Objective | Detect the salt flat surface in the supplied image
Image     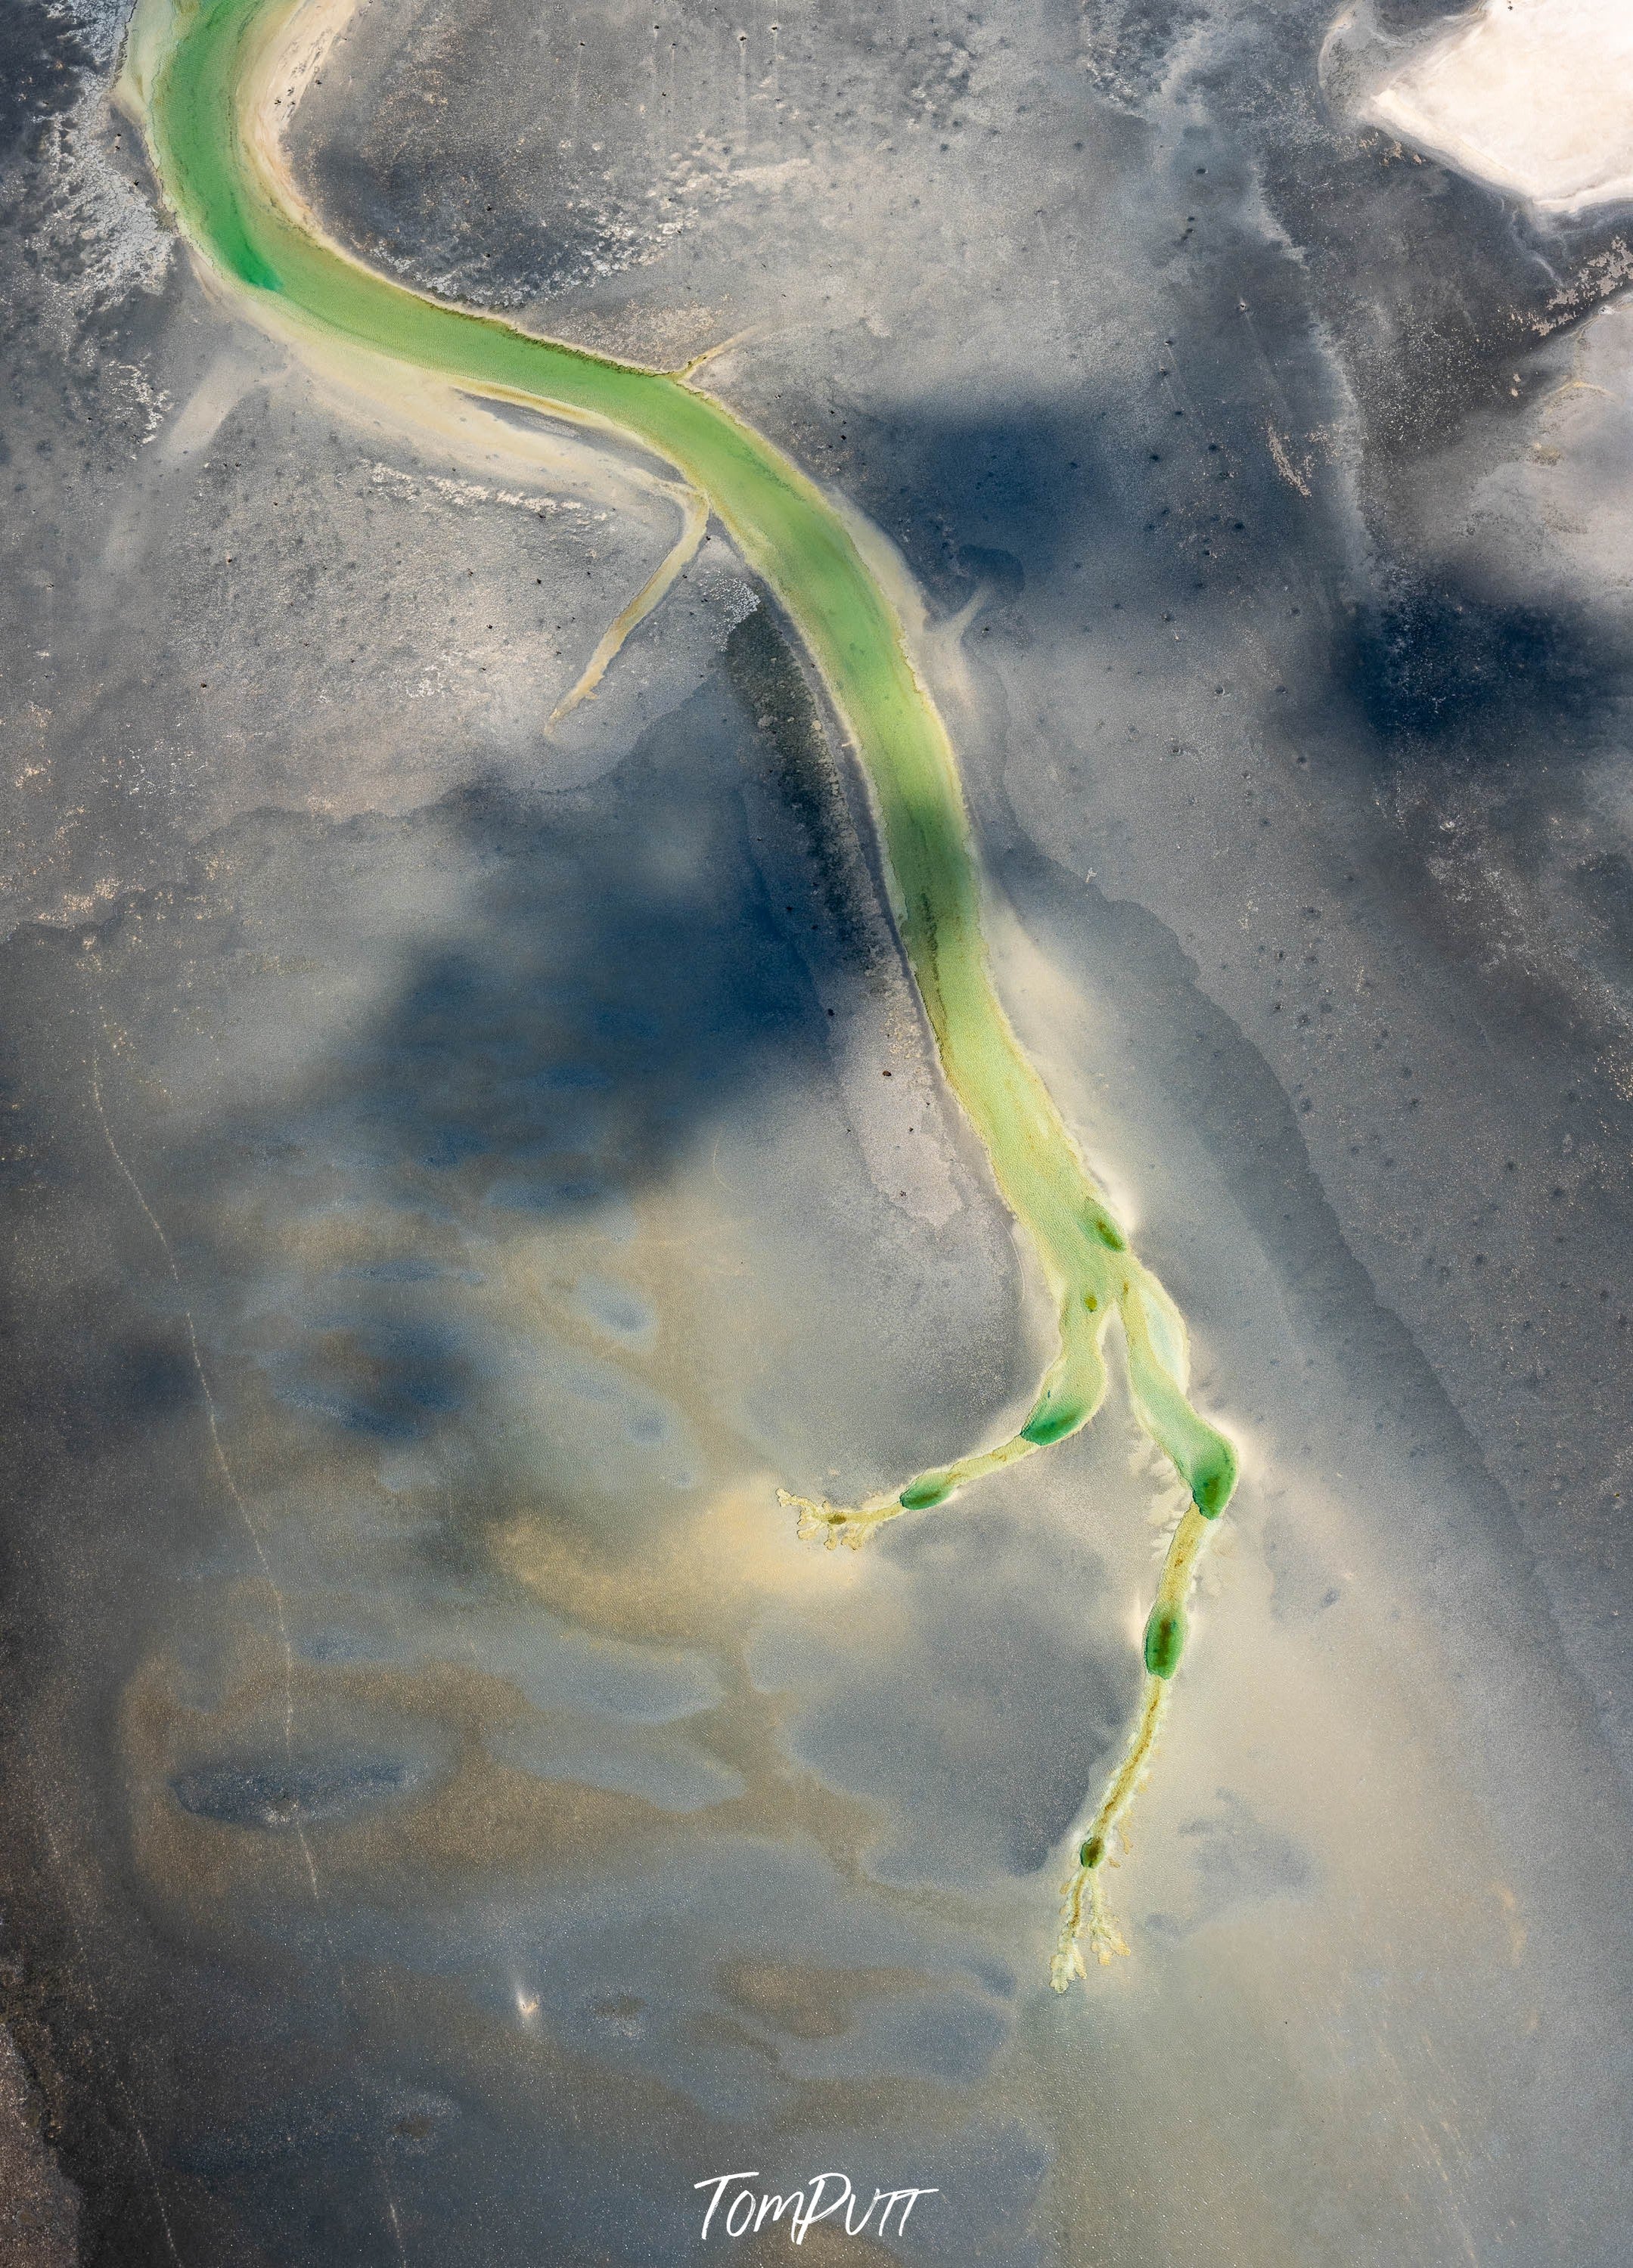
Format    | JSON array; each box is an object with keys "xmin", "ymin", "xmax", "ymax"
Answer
[{"xmin": 1361, "ymin": 0, "xmax": 1633, "ymax": 214}]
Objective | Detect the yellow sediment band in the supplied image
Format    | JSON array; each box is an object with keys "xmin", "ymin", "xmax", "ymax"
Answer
[{"xmin": 549, "ymin": 482, "xmax": 710, "ymax": 724}]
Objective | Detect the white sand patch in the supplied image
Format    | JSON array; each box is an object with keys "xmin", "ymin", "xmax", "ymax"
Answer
[{"xmin": 1349, "ymin": 0, "xmax": 1633, "ymax": 216}]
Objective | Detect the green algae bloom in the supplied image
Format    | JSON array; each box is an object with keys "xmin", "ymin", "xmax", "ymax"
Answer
[{"xmin": 1144, "ymin": 1606, "xmax": 1187, "ymax": 1680}]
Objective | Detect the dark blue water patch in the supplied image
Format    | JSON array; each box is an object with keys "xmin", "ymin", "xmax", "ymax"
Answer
[
  {"xmin": 260, "ymin": 1317, "xmax": 470, "ymax": 1439},
  {"xmin": 421, "ymin": 1122, "xmax": 490, "ymax": 1168},
  {"xmin": 330, "ymin": 1260, "xmax": 487, "ymax": 1285},
  {"xmin": 304, "ymin": 1624, "xmax": 392, "ymax": 1664},
  {"xmin": 483, "ymin": 1172, "xmax": 612, "ymax": 1214},
  {"xmin": 170, "ymin": 1754, "xmax": 431, "ymax": 1830},
  {"xmin": 51, "ymin": 1331, "xmax": 203, "ymax": 1460},
  {"xmin": 588, "ymin": 1004, "xmax": 663, "ymax": 1047},
  {"xmin": 527, "ymin": 1063, "xmax": 613, "ymax": 1092},
  {"xmin": 174, "ymin": 2081, "xmax": 464, "ymax": 2179},
  {"xmin": 503, "ymin": 1119, "xmax": 606, "ymax": 1162},
  {"xmin": 106, "ymin": 1337, "xmax": 197, "ymax": 1420},
  {"xmin": 572, "ymin": 1275, "xmax": 655, "ymax": 1346},
  {"xmin": 1346, "ymin": 572, "xmax": 1621, "ymax": 765},
  {"xmin": 398, "ymin": 955, "xmax": 486, "ymax": 1024}
]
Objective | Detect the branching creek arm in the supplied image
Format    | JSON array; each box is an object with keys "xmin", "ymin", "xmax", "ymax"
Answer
[{"xmin": 120, "ymin": 0, "xmax": 1242, "ymax": 1981}]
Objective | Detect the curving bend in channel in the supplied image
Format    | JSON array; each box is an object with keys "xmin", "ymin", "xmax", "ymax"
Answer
[{"xmin": 120, "ymin": 0, "xmax": 1240, "ymax": 1982}]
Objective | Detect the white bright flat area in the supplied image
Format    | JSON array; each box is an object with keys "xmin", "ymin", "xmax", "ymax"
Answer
[{"xmin": 1361, "ymin": 0, "xmax": 1633, "ymax": 216}]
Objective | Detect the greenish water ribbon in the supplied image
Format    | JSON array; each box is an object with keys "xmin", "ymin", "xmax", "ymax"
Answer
[{"xmin": 123, "ymin": 0, "xmax": 1239, "ymax": 1979}]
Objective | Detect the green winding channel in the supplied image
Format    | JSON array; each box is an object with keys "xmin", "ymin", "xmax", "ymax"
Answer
[{"xmin": 123, "ymin": 0, "xmax": 1239, "ymax": 1978}]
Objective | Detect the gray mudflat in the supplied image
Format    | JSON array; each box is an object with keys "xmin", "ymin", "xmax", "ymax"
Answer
[{"xmin": 2, "ymin": 3, "xmax": 1631, "ymax": 2263}]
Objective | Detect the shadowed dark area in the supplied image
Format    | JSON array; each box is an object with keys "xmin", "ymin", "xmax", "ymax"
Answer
[{"xmin": 1348, "ymin": 573, "xmax": 1626, "ymax": 756}]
